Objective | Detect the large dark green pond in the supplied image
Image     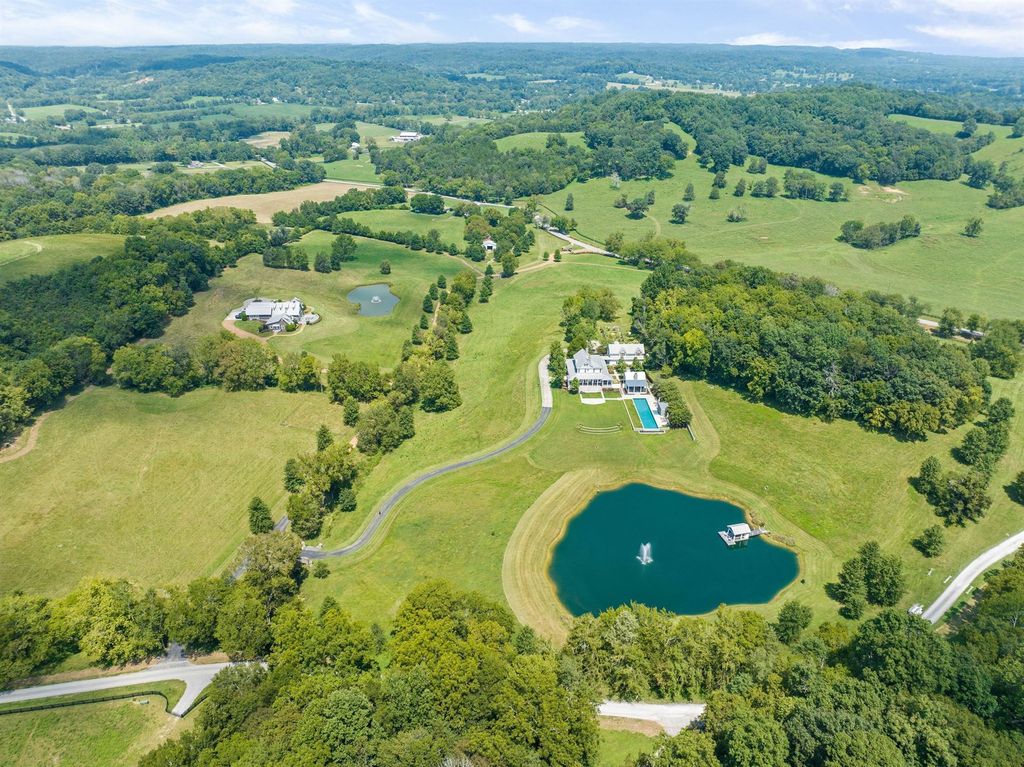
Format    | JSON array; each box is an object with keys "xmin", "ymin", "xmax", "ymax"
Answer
[{"xmin": 549, "ymin": 484, "xmax": 798, "ymax": 616}]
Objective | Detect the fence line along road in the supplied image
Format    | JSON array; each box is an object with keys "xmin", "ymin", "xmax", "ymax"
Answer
[
  {"xmin": 297, "ymin": 355, "xmax": 553, "ymax": 560},
  {"xmin": 0, "ymin": 657, "xmax": 232, "ymax": 717}
]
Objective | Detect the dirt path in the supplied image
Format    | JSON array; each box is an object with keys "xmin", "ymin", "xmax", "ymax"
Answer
[{"xmin": 0, "ymin": 387, "xmax": 91, "ymax": 465}]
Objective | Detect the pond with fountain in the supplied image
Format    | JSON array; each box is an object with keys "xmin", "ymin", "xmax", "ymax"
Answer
[
  {"xmin": 346, "ymin": 283, "xmax": 399, "ymax": 316},
  {"xmin": 548, "ymin": 483, "xmax": 798, "ymax": 616}
]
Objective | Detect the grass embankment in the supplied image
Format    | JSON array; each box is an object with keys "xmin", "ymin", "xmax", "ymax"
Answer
[
  {"xmin": 0, "ymin": 387, "xmax": 338, "ymax": 594},
  {"xmin": 0, "ymin": 689, "xmax": 191, "ymax": 767},
  {"xmin": 597, "ymin": 727, "xmax": 657, "ymax": 766},
  {"xmin": 0, "ymin": 234, "xmax": 124, "ymax": 284},
  {"xmin": 529, "ymin": 123, "xmax": 1024, "ymax": 319}
]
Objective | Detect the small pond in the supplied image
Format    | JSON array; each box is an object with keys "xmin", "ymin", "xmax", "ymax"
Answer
[
  {"xmin": 347, "ymin": 283, "xmax": 399, "ymax": 316},
  {"xmin": 549, "ymin": 483, "xmax": 798, "ymax": 616}
]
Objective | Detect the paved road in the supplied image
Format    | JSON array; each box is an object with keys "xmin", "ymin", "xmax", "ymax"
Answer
[
  {"xmin": 299, "ymin": 356, "xmax": 553, "ymax": 560},
  {"xmin": 545, "ymin": 228, "xmax": 614, "ymax": 256},
  {"xmin": 0, "ymin": 656, "xmax": 232, "ymax": 717},
  {"xmin": 598, "ymin": 701, "xmax": 706, "ymax": 735},
  {"xmin": 922, "ymin": 530, "xmax": 1024, "ymax": 623}
]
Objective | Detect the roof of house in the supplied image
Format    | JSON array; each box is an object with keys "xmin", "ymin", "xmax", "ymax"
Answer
[
  {"xmin": 624, "ymin": 370, "xmax": 647, "ymax": 381},
  {"xmin": 567, "ymin": 349, "xmax": 610, "ymax": 378},
  {"xmin": 244, "ymin": 297, "xmax": 302, "ymax": 320},
  {"xmin": 727, "ymin": 523, "xmax": 752, "ymax": 536},
  {"xmin": 482, "ymin": 236, "xmax": 497, "ymax": 245},
  {"xmin": 607, "ymin": 342, "xmax": 646, "ymax": 357}
]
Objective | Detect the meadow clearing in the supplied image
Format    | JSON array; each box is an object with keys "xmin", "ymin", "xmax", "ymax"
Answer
[
  {"xmin": 0, "ymin": 234, "xmax": 124, "ymax": 284},
  {"xmin": 533, "ymin": 120, "xmax": 1024, "ymax": 319}
]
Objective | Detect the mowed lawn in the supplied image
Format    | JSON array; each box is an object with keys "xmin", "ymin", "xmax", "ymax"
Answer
[
  {"xmin": 0, "ymin": 696, "xmax": 191, "ymax": 767},
  {"xmin": 534, "ymin": 127, "xmax": 1024, "ymax": 319},
  {"xmin": 159, "ymin": 235, "xmax": 469, "ymax": 368},
  {"xmin": 0, "ymin": 234, "xmax": 124, "ymax": 284},
  {"xmin": 0, "ymin": 386, "xmax": 340, "ymax": 594},
  {"xmin": 302, "ymin": 253, "xmax": 1024, "ymax": 636}
]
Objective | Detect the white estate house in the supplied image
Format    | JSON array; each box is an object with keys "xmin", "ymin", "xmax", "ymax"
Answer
[
  {"xmin": 241, "ymin": 297, "xmax": 304, "ymax": 332},
  {"xmin": 390, "ymin": 131, "xmax": 423, "ymax": 143},
  {"xmin": 482, "ymin": 236, "xmax": 497, "ymax": 253},
  {"xmin": 566, "ymin": 349, "xmax": 614, "ymax": 388},
  {"xmin": 605, "ymin": 342, "xmax": 645, "ymax": 366}
]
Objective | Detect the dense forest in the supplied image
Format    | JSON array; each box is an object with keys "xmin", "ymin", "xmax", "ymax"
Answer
[
  {"xmin": 626, "ymin": 238, "xmax": 1008, "ymax": 438},
  {"xmin": 4, "ymin": 547, "xmax": 1024, "ymax": 767}
]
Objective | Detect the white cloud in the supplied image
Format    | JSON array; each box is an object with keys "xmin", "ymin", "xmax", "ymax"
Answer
[
  {"xmin": 548, "ymin": 15, "xmax": 600, "ymax": 31},
  {"xmin": 493, "ymin": 13, "xmax": 540, "ymax": 34},
  {"xmin": 915, "ymin": 22, "xmax": 1024, "ymax": 50},
  {"xmin": 730, "ymin": 32, "xmax": 911, "ymax": 48},
  {"xmin": 350, "ymin": 1, "xmax": 443, "ymax": 43}
]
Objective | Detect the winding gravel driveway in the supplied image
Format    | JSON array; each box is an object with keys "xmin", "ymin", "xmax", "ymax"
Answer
[{"xmin": 298, "ymin": 356, "xmax": 553, "ymax": 559}]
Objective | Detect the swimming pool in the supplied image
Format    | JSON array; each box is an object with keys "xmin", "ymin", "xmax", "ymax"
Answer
[{"xmin": 633, "ymin": 397, "xmax": 659, "ymax": 430}]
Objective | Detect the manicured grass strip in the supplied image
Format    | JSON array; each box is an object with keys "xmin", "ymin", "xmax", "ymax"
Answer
[{"xmin": 0, "ymin": 680, "xmax": 186, "ymax": 715}]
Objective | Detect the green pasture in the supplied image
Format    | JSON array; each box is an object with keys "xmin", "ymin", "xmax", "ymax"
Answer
[
  {"xmin": 533, "ymin": 141, "xmax": 1024, "ymax": 319},
  {"xmin": 300, "ymin": 253, "xmax": 1024, "ymax": 631},
  {"xmin": 343, "ymin": 208, "xmax": 468, "ymax": 244},
  {"xmin": 19, "ymin": 103, "xmax": 101, "ymax": 120},
  {"xmin": 323, "ymin": 156, "xmax": 382, "ymax": 184},
  {"xmin": 159, "ymin": 235, "xmax": 468, "ymax": 368},
  {"xmin": 0, "ymin": 386, "xmax": 340, "ymax": 594},
  {"xmin": 495, "ymin": 131, "xmax": 586, "ymax": 151},
  {"xmin": 0, "ymin": 234, "xmax": 124, "ymax": 285},
  {"xmin": 0, "ymin": 692, "xmax": 191, "ymax": 767},
  {"xmin": 230, "ymin": 102, "xmax": 317, "ymax": 119}
]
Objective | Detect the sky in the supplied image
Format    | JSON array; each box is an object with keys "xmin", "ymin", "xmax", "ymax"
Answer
[{"xmin": 0, "ymin": 0, "xmax": 1022, "ymax": 57}]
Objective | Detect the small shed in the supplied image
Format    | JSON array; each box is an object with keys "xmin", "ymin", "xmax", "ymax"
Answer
[
  {"xmin": 726, "ymin": 523, "xmax": 752, "ymax": 541},
  {"xmin": 482, "ymin": 237, "xmax": 497, "ymax": 253}
]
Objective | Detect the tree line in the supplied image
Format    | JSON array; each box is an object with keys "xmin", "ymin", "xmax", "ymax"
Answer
[{"xmin": 627, "ymin": 238, "xmax": 991, "ymax": 439}]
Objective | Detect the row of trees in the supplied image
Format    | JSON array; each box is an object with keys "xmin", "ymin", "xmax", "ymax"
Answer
[
  {"xmin": 112, "ymin": 332, "xmax": 284, "ymax": 395},
  {"xmin": 629, "ymin": 239, "xmax": 988, "ymax": 438},
  {"xmin": 914, "ymin": 396, "xmax": 1016, "ymax": 528}
]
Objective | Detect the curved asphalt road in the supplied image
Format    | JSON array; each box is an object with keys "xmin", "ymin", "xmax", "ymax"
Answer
[
  {"xmin": 922, "ymin": 530, "xmax": 1024, "ymax": 623},
  {"xmin": 297, "ymin": 356, "xmax": 553, "ymax": 560}
]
